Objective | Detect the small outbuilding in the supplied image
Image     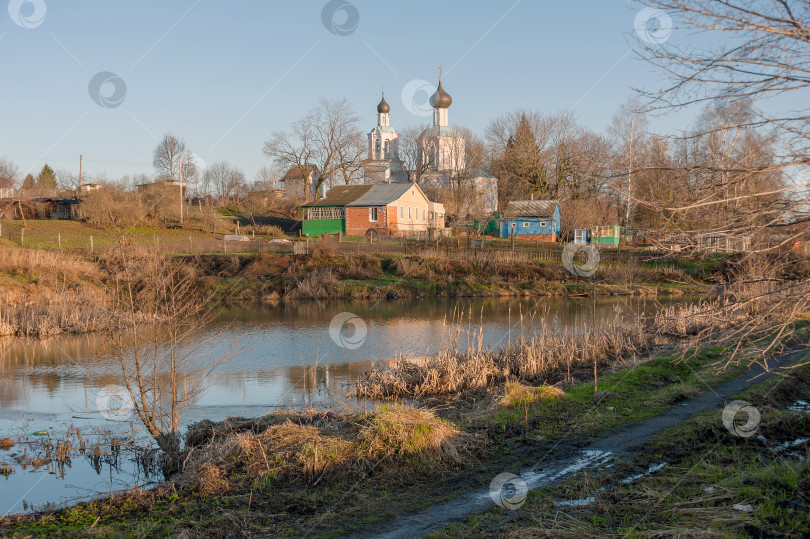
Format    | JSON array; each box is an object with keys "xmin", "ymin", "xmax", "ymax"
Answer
[
  {"xmin": 591, "ymin": 225, "xmax": 622, "ymax": 247},
  {"xmin": 499, "ymin": 200, "xmax": 561, "ymax": 242}
]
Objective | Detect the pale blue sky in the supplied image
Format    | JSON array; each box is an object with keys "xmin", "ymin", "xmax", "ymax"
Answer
[{"xmin": 0, "ymin": 1, "xmax": 698, "ymax": 181}]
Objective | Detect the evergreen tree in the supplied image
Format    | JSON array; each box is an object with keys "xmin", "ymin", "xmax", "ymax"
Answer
[{"xmin": 37, "ymin": 164, "xmax": 57, "ymax": 190}]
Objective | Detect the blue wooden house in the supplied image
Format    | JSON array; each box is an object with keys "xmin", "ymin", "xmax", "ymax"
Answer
[{"xmin": 499, "ymin": 200, "xmax": 561, "ymax": 241}]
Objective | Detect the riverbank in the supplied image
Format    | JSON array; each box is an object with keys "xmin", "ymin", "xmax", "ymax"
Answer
[
  {"xmin": 0, "ymin": 242, "xmax": 719, "ymax": 337},
  {"xmin": 2, "ymin": 323, "xmax": 807, "ymax": 537}
]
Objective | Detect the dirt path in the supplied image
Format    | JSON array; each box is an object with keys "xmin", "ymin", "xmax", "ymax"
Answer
[{"xmin": 351, "ymin": 345, "xmax": 809, "ymax": 539}]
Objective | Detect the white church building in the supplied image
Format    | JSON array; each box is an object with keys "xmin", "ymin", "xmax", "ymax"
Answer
[{"xmin": 361, "ymin": 75, "xmax": 498, "ymax": 216}]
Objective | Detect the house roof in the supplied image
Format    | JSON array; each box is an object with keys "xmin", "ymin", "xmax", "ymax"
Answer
[
  {"xmin": 419, "ymin": 125, "xmax": 464, "ymax": 139},
  {"xmin": 301, "ymin": 185, "xmax": 372, "ymax": 207},
  {"xmin": 347, "ymin": 183, "xmax": 419, "ymax": 206},
  {"xmin": 281, "ymin": 165, "xmax": 317, "ymax": 183},
  {"xmin": 303, "ymin": 182, "xmax": 428, "ymax": 208},
  {"xmin": 504, "ymin": 200, "xmax": 559, "ymax": 218}
]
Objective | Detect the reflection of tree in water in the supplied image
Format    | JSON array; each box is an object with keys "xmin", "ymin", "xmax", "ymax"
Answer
[
  {"xmin": 284, "ymin": 360, "xmax": 387, "ymax": 405},
  {"xmin": 212, "ymin": 296, "xmax": 673, "ymax": 332},
  {"xmin": 0, "ymin": 334, "xmax": 116, "ymax": 407},
  {"xmin": 0, "ymin": 297, "xmax": 691, "ymax": 409}
]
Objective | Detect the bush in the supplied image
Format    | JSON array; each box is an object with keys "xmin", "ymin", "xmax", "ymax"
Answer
[{"xmin": 78, "ymin": 186, "xmax": 146, "ymax": 230}]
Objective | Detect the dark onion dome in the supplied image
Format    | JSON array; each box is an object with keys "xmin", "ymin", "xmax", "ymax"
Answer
[
  {"xmin": 377, "ymin": 93, "xmax": 390, "ymax": 114},
  {"xmin": 429, "ymin": 79, "xmax": 452, "ymax": 109}
]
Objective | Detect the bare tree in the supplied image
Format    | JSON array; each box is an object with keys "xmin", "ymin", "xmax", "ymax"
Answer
[
  {"xmin": 0, "ymin": 159, "xmax": 19, "ymax": 190},
  {"xmin": 634, "ymin": 0, "xmax": 810, "ymax": 362},
  {"xmin": 254, "ymin": 166, "xmax": 282, "ymax": 191},
  {"xmin": 609, "ymin": 97, "xmax": 648, "ymax": 227},
  {"xmin": 204, "ymin": 161, "xmax": 246, "ymax": 200},
  {"xmin": 263, "ymin": 98, "xmax": 363, "ymax": 199},
  {"xmin": 153, "ymin": 132, "xmax": 188, "ymax": 182},
  {"xmin": 398, "ymin": 125, "xmax": 433, "ymax": 184}
]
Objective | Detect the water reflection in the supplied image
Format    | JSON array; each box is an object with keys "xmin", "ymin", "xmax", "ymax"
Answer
[{"xmin": 0, "ymin": 296, "xmax": 686, "ymax": 413}]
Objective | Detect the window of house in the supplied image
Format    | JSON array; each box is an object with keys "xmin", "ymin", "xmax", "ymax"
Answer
[
  {"xmin": 539, "ymin": 221, "xmax": 547, "ymax": 227},
  {"xmin": 408, "ymin": 206, "xmax": 412, "ymax": 220},
  {"xmin": 511, "ymin": 222, "xmax": 516, "ymax": 228},
  {"xmin": 400, "ymin": 206, "xmax": 404, "ymax": 219},
  {"xmin": 522, "ymin": 222, "xmax": 530, "ymax": 228},
  {"xmin": 369, "ymin": 207, "xmax": 378, "ymax": 222}
]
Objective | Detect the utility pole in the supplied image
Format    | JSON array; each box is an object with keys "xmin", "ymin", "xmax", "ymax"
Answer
[
  {"xmin": 179, "ymin": 155, "xmax": 184, "ymax": 226},
  {"xmin": 78, "ymin": 154, "xmax": 82, "ymax": 195}
]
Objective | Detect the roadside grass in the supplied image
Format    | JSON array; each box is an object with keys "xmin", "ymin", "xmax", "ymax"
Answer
[
  {"xmin": 430, "ymin": 355, "xmax": 810, "ymax": 538},
  {"xmin": 473, "ymin": 346, "xmax": 743, "ymax": 444}
]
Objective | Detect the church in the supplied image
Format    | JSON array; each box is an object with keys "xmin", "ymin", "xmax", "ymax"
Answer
[{"xmin": 361, "ymin": 74, "xmax": 498, "ymax": 217}]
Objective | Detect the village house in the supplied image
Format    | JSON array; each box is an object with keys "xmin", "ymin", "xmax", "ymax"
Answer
[
  {"xmin": 280, "ymin": 165, "xmax": 322, "ymax": 202},
  {"xmin": 499, "ymin": 200, "xmax": 561, "ymax": 242},
  {"xmin": 301, "ymin": 182, "xmax": 445, "ymax": 237}
]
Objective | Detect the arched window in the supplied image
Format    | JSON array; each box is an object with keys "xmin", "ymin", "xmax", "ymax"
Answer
[{"xmin": 384, "ymin": 140, "xmax": 389, "ymax": 157}]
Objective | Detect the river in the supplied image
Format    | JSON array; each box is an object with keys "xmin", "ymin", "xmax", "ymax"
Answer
[{"xmin": 0, "ymin": 296, "xmax": 691, "ymax": 514}]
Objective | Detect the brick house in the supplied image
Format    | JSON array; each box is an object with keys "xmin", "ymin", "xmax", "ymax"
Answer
[{"xmin": 301, "ymin": 183, "xmax": 445, "ymax": 237}]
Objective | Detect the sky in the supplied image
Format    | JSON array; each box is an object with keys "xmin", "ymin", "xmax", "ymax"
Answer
[{"xmin": 0, "ymin": 0, "xmax": 707, "ymax": 182}]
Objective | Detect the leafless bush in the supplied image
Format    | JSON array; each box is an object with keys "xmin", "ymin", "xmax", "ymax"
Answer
[
  {"xmin": 245, "ymin": 224, "xmax": 285, "ymax": 237},
  {"xmin": 110, "ymin": 249, "xmax": 235, "ymax": 457},
  {"xmin": 652, "ymin": 257, "xmax": 810, "ymax": 367},
  {"xmin": 78, "ymin": 186, "xmax": 146, "ymax": 231}
]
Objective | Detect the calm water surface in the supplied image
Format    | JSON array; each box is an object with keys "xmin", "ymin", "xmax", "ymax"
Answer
[{"xmin": 0, "ymin": 296, "xmax": 691, "ymax": 513}]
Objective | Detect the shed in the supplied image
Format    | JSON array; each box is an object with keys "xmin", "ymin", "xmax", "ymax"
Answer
[
  {"xmin": 499, "ymin": 200, "xmax": 561, "ymax": 242},
  {"xmin": 592, "ymin": 225, "xmax": 622, "ymax": 247}
]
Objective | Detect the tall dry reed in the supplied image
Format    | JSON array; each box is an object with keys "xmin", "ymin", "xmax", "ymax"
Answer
[{"xmin": 356, "ymin": 317, "xmax": 649, "ymax": 399}]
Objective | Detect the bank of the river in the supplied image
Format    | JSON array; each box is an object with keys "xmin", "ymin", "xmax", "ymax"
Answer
[
  {"xmin": 0, "ymin": 244, "xmax": 719, "ymax": 337},
  {"xmin": 2, "ymin": 323, "xmax": 807, "ymax": 537}
]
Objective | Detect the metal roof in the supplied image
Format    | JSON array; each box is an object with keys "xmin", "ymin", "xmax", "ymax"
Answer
[
  {"xmin": 301, "ymin": 185, "xmax": 372, "ymax": 207},
  {"xmin": 504, "ymin": 200, "xmax": 559, "ymax": 218},
  {"xmin": 419, "ymin": 126, "xmax": 464, "ymax": 139},
  {"xmin": 348, "ymin": 183, "xmax": 419, "ymax": 206}
]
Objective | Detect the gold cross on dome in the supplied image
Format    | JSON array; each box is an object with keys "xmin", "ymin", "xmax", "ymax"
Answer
[{"xmin": 438, "ymin": 65, "xmax": 443, "ymax": 80}]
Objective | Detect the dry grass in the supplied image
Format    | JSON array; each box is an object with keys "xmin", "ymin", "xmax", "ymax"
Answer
[
  {"xmin": 357, "ymin": 319, "xmax": 649, "ymax": 399},
  {"xmin": 245, "ymin": 224, "xmax": 285, "ymax": 237},
  {"xmin": 0, "ymin": 438, "xmax": 14, "ymax": 450},
  {"xmin": 500, "ymin": 382, "xmax": 566, "ymax": 408},
  {"xmin": 174, "ymin": 405, "xmax": 468, "ymax": 496}
]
